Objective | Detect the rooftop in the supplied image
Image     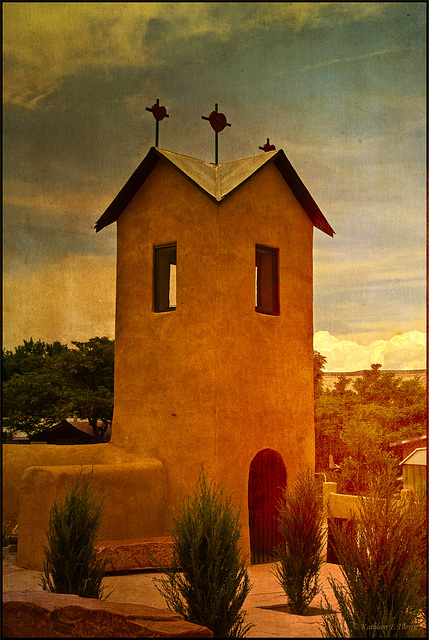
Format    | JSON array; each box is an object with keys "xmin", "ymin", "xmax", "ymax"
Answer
[{"xmin": 95, "ymin": 146, "xmax": 335, "ymax": 237}]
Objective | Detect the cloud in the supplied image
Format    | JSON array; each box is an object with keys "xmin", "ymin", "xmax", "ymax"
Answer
[
  {"xmin": 299, "ymin": 47, "xmax": 405, "ymax": 70},
  {"xmin": 246, "ymin": 2, "xmax": 389, "ymax": 32},
  {"xmin": 3, "ymin": 177, "xmax": 115, "ymax": 218},
  {"xmin": 3, "ymin": 2, "xmax": 391, "ymax": 109},
  {"xmin": 3, "ymin": 3, "xmax": 166, "ymax": 108},
  {"xmin": 313, "ymin": 248, "xmax": 426, "ymax": 307},
  {"xmin": 314, "ymin": 330, "xmax": 426, "ymax": 372}
]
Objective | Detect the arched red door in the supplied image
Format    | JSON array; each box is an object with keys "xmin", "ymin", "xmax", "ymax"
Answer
[{"xmin": 248, "ymin": 449, "xmax": 287, "ymax": 564}]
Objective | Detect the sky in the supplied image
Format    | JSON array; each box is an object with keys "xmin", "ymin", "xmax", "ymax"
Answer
[{"xmin": 3, "ymin": 2, "xmax": 427, "ymax": 371}]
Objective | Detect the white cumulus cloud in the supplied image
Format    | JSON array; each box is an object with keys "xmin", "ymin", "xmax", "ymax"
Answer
[{"xmin": 314, "ymin": 330, "xmax": 426, "ymax": 372}]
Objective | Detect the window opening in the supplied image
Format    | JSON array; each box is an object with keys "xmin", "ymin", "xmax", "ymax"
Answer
[
  {"xmin": 154, "ymin": 244, "xmax": 176, "ymax": 312},
  {"xmin": 255, "ymin": 245, "xmax": 279, "ymax": 315}
]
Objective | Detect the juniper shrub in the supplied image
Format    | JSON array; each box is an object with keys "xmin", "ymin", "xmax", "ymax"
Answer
[
  {"xmin": 153, "ymin": 468, "xmax": 253, "ymax": 638},
  {"xmin": 320, "ymin": 468, "xmax": 426, "ymax": 638},
  {"xmin": 272, "ymin": 468, "xmax": 326, "ymax": 615},
  {"xmin": 41, "ymin": 469, "xmax": 111, "ymax": 600}
]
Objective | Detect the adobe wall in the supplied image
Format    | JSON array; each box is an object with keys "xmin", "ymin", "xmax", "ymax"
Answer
[
  {"xmin": 2, "ymin": 442, "xmax": 132, "ymax": 527},
  {"xmin": 17, "ymin": 461, "xmax": 167, "ymax": 570},
  {"xmin": 321, "ymin": 481, "xmax": 419, "ymax": 561},
  {"xmin": 2, "ymin": 444, "xmax": 168, "ymax": 570}
]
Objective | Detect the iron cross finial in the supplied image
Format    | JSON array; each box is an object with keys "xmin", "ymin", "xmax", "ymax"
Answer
[
  {"xmin": 202, "ymin": 103, "xmax": 231, "ymax": 164},
  {"xmin": 146, "ymin": 98, "xmax": 169, "ymax": 147}
]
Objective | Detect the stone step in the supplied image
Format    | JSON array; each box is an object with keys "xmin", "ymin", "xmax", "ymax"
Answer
[
  {"xmin": 96, "ymin": 536, "xmax": 175, "ymax": 572},
  {"xmin": 2, "ymin": 590, "xmax": 213, "ymax": 637}
]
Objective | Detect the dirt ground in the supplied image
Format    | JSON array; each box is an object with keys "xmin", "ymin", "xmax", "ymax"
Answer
[{"xmin": 3, "ymin": 550, "xmax": 426, "ymax": 638}]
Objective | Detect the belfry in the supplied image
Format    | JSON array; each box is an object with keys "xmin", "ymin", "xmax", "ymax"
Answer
[{"xmin": 3, "ymin": 134, "xmax": 334, "ymax": 569}]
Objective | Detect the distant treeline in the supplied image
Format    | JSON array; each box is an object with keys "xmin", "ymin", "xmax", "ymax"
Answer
[{"xmin": 315, "ymin": 361, "xmax": 427, "ymax": 494}]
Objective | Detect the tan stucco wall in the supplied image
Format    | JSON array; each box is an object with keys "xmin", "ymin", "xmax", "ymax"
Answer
[
  {"xmin": 2, "ymin": 443, "xmax": 169, "ymax": 570},
  {"xmin": 2, "ymin": 443, "xmax": 129, "ymax": 527},
  {"xmin": 111, "ymin": 158, "xmax": 315, "ymax": 558},
  {"xmin": 17, "ymin": 461, "xmax": 167, "ymax": 570},
  {"xmin": 321, "ymin": 482, "xmax": 423, "ymax": 560}
]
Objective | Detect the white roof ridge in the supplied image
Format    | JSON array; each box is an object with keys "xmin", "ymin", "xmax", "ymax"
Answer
[
  {"xmin": 156, "ymin": 148, "xmax": 212, "ymax": 165},
  {"xmin": 400, "ymin": 446, "xmax": 427, "ymax": 466}
]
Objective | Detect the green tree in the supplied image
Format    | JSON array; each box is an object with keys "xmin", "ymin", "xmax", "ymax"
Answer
[
  {"xmin": 154, "ymin": 468, "xmax": 253, "ymax": 638},
  {"xmin": 332, "ymin": 375, "xmax": 354, "ymax": 397},
  {"xmin": 41, "ymin": 469, "xmax": 111, "ymax": 600},
  {"xmin": 337, "ymin": 443, "xmax": 399, "ymax": 496},
  {"xmin": 2, "ymin": 337, "xmax": 114, "ymax": 442},
  {"xmin": 315, "ymin": 388, "xmax": 356, "ymax": 471},
  {"xmin": 2, "ymin": 339, "xmax": 71, "ymax": 439},
  {"xmin": 2, "ymin": 369, "xmax": 73, "ymax": 438},
  {"xmin": 53, "ymin": 337, "xmax": 114, "ymax": 442},
  {"xmin": 2, "ymin": 338, "xmax": 69, "ymax": 383},
  {"xmin": 314, "ymin": 350, "xmax": 327, "ymax": 400},
  {"xmin": 272, "ymin": 468, "xmax": 326, "ymax": 615},
  {"xmin": 352, "ymin": 363, "xmax": 401, "ymax": 405},
  {"xmin": 315, "ymin": 364, "xmax": 427, "ymax": 491}
]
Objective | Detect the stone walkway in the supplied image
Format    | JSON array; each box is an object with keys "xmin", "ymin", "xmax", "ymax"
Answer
[{"xmin": 3, "ymin": 550, "xmax": 345, "ymax": 637}]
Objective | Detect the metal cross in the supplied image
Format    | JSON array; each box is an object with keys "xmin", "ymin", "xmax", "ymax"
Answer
[
  {"xmin": 201, "ymin": 103, "xmax": 231, "ymax": 165},
  {"xmin": 146, "ymin": 98, "xmax": 169, "ymax": 147}
]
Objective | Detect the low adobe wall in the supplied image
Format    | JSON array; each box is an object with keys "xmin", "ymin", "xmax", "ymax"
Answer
[
  {"xmin": 16, "ymin": 460, "xmax": 168, "ymax": 571},
  {"xmin": 321, "ymin": 481, "xmax": 415, "ymax": 561},
  {"xmin": 2, "ymin": 442, "xmax": 136, "ymax": 527}
]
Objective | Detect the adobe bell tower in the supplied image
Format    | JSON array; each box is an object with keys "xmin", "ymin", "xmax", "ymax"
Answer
[{"xmin": 96, "ymin": 145, "xmax": 334, "ymax": 561}]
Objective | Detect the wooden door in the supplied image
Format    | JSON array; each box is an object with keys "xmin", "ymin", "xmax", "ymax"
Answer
[{"xmin": 248, "ymin": 449, "xmax": 286, "ymax": 564}]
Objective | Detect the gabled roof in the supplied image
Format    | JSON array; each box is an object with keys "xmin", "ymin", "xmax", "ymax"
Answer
[
  {"xmin": 400, "ymin": 447, "xmax": 427, "ymax": 467},
  {"xmin": 67, "ymin": 419, "xmax": 112, "ymax": 442},
  {"xmin": 29, "ymin": 420, "xmax": 111, "ymax": 443},
  {"xmin": 95, "ymin": 147, "xmax": 335, "ymax": 237},
  {"xmin": 30, "ymin": 420, "xmax": 95, "ymax": 442}
]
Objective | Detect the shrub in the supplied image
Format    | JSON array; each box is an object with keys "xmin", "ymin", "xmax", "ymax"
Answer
[
  {"xmin": 153, "ymin": 468, "xmax": 253, "ymax": 638},
  {"xmin": 41, "ymin": 469, "xmax": 111, "ymax": 599},
  {"xmin": 272, "ymin": 468, "xmax": 326, "ymax": 615},
  {"xmin": 2, "ymin": 521, "xmax": 18, "ymax": 547},
  {"xmin": 335, "ymin": 442, "xmax": 400, "ymax": 496},
  {"xmin": 320, "ymin": 467, "xmax": 427, "ymax": 638}
]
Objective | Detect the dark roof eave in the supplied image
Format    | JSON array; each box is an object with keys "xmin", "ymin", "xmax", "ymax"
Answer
[
  {"xmin": 272, "ymin": 151, "xmax": 335, "ymax": 237},
  {"xmin": 95, "ymin": 147, "xmax": 161, "ymax": 232}
]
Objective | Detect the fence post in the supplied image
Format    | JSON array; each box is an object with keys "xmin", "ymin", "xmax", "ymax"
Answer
[{"xmin": 322, "ymin": 482, "xmax": 337, "ymax": 562}]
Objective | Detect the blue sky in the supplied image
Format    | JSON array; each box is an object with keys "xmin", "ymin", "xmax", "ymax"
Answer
[{"xmin": 3, "ymin": 2, "xmax": 426, "ymax": 370}]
